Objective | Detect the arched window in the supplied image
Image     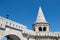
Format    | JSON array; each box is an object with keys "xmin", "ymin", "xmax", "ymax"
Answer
[
  {"xmin": 43, "ymin": 27, "xmax": 46, "ymax": 31},
  {"xmin": 39, "ymin": 27, "xmax": 42, "ymax": 31}
]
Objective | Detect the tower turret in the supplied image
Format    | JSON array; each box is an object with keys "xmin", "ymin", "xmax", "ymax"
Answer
[{"xmin": 33, "ymin": 7, "xmax": 50, "ymax": 32}]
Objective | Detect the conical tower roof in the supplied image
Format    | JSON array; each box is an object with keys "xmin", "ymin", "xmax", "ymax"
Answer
[{"xmin": 35, "ymin": 7, "xmax": 47, "ymax": 23}]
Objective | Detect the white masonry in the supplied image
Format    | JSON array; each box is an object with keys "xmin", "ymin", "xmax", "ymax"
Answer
[{"xmin": 0, "ymin": 7, "xmax": 60, "ymax": 40}]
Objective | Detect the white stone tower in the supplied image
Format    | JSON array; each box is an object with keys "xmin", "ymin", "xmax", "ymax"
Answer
[{"xmin": 33, "ymin": 7, "xmax": 50, "ymax": 32}]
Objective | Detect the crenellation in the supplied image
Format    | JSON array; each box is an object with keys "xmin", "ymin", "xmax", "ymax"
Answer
[
  {"xmin": 0, "ymin": 16, "xmax": 27, "ymax": 31},
  {"xmin": 22, "ymin": 29, "xmax": 36, "ymax": 36},
  {"xmin": 36, "ymin": 32, "xmax": 60, "ymax": 37}
]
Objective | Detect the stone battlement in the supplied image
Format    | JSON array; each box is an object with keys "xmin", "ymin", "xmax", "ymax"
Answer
[
  {"xmin": 0, "ymin": 16, "xmax": 27, "ymax": 30},
  {"xmin": 37, "ymin": 32, "xmax": 60, "ymax": 37}
]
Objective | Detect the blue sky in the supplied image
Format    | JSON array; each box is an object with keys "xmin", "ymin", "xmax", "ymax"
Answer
[{"xmin": 0, "ymin": 0, "xmax": 60, "ymax": 40}]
